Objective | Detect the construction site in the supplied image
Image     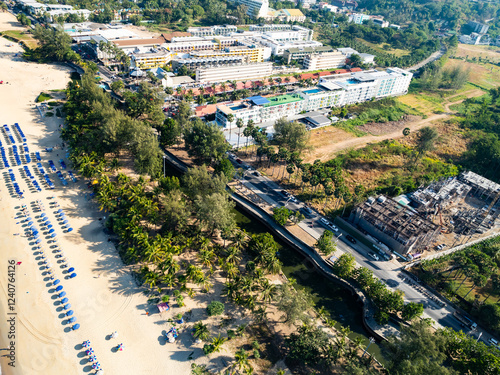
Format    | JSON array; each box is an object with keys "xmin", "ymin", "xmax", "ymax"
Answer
[{"xmin": 349, "ymin": 171, "xmax": 500, "ymax": 258}]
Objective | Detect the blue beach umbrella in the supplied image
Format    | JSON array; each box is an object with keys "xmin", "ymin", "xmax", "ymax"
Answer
[
  {"xmin": 58, "ymin": 291, "xmax": 66, "ymax": 298},
  {"xmin": 67, "ymin": 228, "xmax": 73, "ymax": 232},
  {"xmin": 51, "ymin": 233, "xmax": 57, "ymax": 238},
  {"xmin": 68, "ymin": 317, "xmax": 76, "ymax": 323},
  {"xmin": 68, "ymin": 267, "xmax": 75, "ymax": 272},
  {"xmin": 60, "ymin": 297, "xmax": 68, "ymax": 304},
  {"xmin": 55, "ymin": 285, "xmax": 63, "ymax": 291},
  {"xmin": 72, "ymin": 324, "xmax": 80, "ymax": 331},
  {"xmin": 49, "ymin": 229, "xmax": 55, "ymax": 233},
  {"xmin": 66, "ymin": 310, "xmax": 73, "ymax": 316},
  {"xmin": 70, "ymin": 273, "xmax": 77, "ymax": 278},
  {"xmin": 63, "ymin": 304, "xmax": 71, "ymax": 310},
  {"xmin": 53, "ymin": 279, "xmax": 60, "ymax": 285}
]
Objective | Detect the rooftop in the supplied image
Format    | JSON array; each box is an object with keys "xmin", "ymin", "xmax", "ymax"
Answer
[{"xmin": 263, "ymin": 94, "xmax": 303, "ymax": 107}]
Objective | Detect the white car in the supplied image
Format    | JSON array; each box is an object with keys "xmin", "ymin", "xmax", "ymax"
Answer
[
  {"xmin": 319, "ymin": 218, "xmax": 331, "ymax": 227},
  {"xmin": 369, "ymin": 252, "xmax": 380, "ymax": 261},
  {"xmin": 329, "ymin": 224, "xmax": 339, "ymax": 232}
]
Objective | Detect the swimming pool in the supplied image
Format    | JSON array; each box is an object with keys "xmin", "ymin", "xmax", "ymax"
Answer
[{"xmin": 303, "ymin": 88, "xmax": 322, "ymax": 94}]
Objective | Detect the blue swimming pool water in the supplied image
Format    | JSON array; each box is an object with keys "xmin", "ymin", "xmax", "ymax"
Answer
[
  {"xmin": 230, "ymin": 105, "xmax": 246, "ymax": 111},
  {"xmin": 303, "ymin": 88, "xmax": 321, "ymax": 94},
  {"xmin": 346, "ymin": 79, "xmax": 358, "ymax": 84}
]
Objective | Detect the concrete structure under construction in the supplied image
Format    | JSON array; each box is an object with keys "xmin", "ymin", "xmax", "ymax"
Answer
[
  {"xmin": 459, "ymin": 171, "xmax": 500, "ymax": 199},
  {"xmin": 349, "ymin": 195, "xmax": 440, "ymax": 255},
  {"xmin": 410, "ymin": 177, "xmax": 472, "ymax": 214},
  {"xmin": 187, "ymin": 25, "xmax": 238, "ymax": 37},
  {"xmin": 195, "ymin": 62, "xmax": 273, "ymax": 83},
  {"xmin": 283, "ymin": 46, "xmax": 335, "ymax": 64}
]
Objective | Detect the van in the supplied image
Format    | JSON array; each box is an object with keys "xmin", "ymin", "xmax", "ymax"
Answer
[{"xmin": 488, "ymin": 338, "xmax": 499, "ymax": 346}]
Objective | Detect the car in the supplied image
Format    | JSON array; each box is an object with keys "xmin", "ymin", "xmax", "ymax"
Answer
[
  {"xmin": 488, "ymin": 338, "xmax": 499, "ymax": 347},
  {"xmin": 280, "ymin": 190, "xmax": 290, "ymax": 197},
  {"xmin": 300, "ymin": 206, "xmax": 314, "ymax": 217},
  {"xmin": 236, "ymin": 158, "xmax": 243, "ymax": 164},
  {"xmin": 319, "ymin": 218, "xmax": 331, "ymax": 227},
  {"xmin": 289, "ymin": 196, "xmax": 298, "ymax": 203},
  {"xmin": 369, "ymin": 252, "xmax": 380, "ymax": 261},
  {"xmin": 346, "ymin": 235, "xmax": 357, "ymax": 244},
  {"xmin": 329, "ymin": 224, "xmax": 339, "ymax": 232},
  {"xmin": 253, "ymin": 171, "xmax": 260, "ymax": 177}
]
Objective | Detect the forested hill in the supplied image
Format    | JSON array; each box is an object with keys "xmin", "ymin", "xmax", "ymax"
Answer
[{"xmin": 357, "ymin": 0, "xmax": 499, "ymax": 29}]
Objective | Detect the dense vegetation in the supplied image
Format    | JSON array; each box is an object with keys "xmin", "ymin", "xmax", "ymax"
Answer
[{"xmin": 416, "ymin": 236, "xmax": 500, "ymax": 336}]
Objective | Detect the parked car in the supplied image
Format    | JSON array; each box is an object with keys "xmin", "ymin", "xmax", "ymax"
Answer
[
  {"xmin": 289, "ymin": 196, "xmax": 298, "ymax": 203},
  {"xmin": 346, "ymin": 235, "xmax": 357, "ymax": 244},
  {"xmin": 369, "ymin": 252, "xmax": 380, "ymax": 261},
  {"xmin": 280, "ymin": 190, "xmax": 290, "ymax": 197},
  {"xmin": 253, "ymin": 171, "xmax": 260, "ymax": 177},
  {"xmin": 236, "ymin": 158, "xmax": 243, "ymax": 164},
  {"xmin": 488, "ymin": 338, "xmax": 498, "ymax": 347}
]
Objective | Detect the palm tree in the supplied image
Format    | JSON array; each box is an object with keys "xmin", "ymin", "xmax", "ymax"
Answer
[
  {"xmin": 220, "ymin": 82, "xmax": 227, "ymax": 93},
  {"xmin": 236, "ymin": 118, "xmax": 244, "ymax": 149},
  {"xmin": 233, "ymin": 348, "xmax": 250, "ymax": 371},
  {"xmin": 222, "ymin": 280, "xmax": 238, "ymax": 301},
  {"xmin": 211, "ymin": 334, "xmax": 227, "ymax": 353},
  {"xmin": 193, "ymin": 321, "xmax": 210, "ymax": 342},
  {"xmin": 259, "ymin": 279, "xmax": 276, "ymax": 303},
  {"xmin": 225, "ymin": 246, "xmax": 242, "ymax": 264},
  {"xmin": 227, "ymin": 113, "xmax": 234, "ymax": 139}
]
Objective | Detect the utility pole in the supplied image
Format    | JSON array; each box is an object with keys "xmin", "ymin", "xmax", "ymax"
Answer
[{"xmin": 362, "ymin": 337, "xmax": 375, "ymax": 358}]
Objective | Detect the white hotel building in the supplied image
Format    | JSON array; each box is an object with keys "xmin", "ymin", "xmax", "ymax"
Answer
[{"xmin": 215, "ymin": 68, "xmax": 412, "ymax": 128}]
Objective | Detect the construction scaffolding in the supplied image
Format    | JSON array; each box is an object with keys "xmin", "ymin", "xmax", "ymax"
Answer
[
  {"xmin": 349, "ymin": 195, "xmax": 440, "ymax": 255},
  {"xmin": 410, "ymin": 177, "xmax": 471, "ymax": 213},
  {"xmin": 459, "ymin": 171, "xmax": 500, "ymax": 200}
]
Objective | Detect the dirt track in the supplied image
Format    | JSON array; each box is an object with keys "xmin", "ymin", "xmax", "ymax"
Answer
[{"xmin": 305, "ymin": 89, "xmax": 485, "ymax": 163}]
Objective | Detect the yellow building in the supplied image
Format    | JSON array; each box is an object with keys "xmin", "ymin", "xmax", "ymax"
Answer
[
  {"xmin": 190, "ymin": 46, "xmax": 266, "ymax": 63},
  {"xmin": 131, "ymin": 51, "xmax": 172, "ymax": 70}
]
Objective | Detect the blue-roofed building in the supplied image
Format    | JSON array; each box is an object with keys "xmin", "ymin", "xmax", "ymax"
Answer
[{"xmin": 247, "ymin": 96, "xmax": 270, "ymax": 106}]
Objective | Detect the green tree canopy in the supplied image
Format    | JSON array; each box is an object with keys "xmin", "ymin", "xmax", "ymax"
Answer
[
  {"xmin": 183, "ymin": 119, "xmax": 231, "ymax": 165},
  {"xmin": 273, "ymin": 118, "xmax": 310, "ymax": 154}
]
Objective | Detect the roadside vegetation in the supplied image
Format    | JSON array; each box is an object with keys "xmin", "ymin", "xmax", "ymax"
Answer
[{"xmin": 413, "ymin": 236, "xmax": 500, "ymax": 337}]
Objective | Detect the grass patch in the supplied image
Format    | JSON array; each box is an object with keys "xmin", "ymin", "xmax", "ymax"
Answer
[
  {"xmin": 0, "ymin": 30, "xmax": 37, "ymax": 49},
  {"xmin": 36, "ymin": 92, "xmax": 52, "ymax": 103},
  {"xmin": 47, "ymin": 101, "xmax": 60, "ymax": 107},
  {"xmin": 355, "ymin": 38, "xmax": 409, "ymax": 57},
  {"xmin": 333, "ymin": 120, "xmax": 367, "ymax": 137},
  {"xmin": 49, "ymin": 89, "xmax": 66, "ymax": 93},
  {"xmin": 397, "ymin": 93, "xmax": 444, "ymax": 115}
]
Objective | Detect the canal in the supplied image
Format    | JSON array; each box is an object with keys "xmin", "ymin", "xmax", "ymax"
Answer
[
  {"xmin": 234, "ymin": 208, "xmax": 386, "ymax": 362},
  {"xmin": 164, "ymin": 163, "xmax": 385, "ymax": 361}
]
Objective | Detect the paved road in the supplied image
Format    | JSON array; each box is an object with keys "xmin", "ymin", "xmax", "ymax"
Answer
[
  {"xmin": 408, "ymin": 42, "xmax": 447, "ymax": 71},
  {"xmin": 233, "ymin": 157, "xmax": 492, "ymax": 344}
]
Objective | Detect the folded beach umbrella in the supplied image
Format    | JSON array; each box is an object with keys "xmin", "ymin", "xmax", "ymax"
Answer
[
  {"xmin": 60, "ymin": 297, "xmax": 68, "ymax": 304},
  {"xmin": 68, "ymin": 267, "xmax": 75, "ymax": 272},
  {"xmin": 51, "ymin": 233, "xmax": 57, "ymax": 238},
  {"xmin": 53, "ymin": 279, "xmax": 60, "ymax": 285},
  {"xmin": 34, "ymin": 233, "xmax": 40, "ymax": 239},
  {"xmin": 70, "ymin": 273, "xmax": 77, "ymax": 278},
  {"xmin": 62, "ymin": 220, "xmax": 68, "ymax": 224},
  {"xmin": 57, "ymin": 209, "xmax": 63, "ymax": 213},
  {"xmin": 27, "ymin": 221, "xmax": 33, "ymax": 226},
  {"xmin": 63, "ymin": 304, "xmax": 71, "ymax": 310},
  {"xmin": 72, "ymin": 324, "xmax": 80, "ymax": 331},
  {"xmin": 67, "ymin": 228, "xmax": 73, "ymax": 232},
  {"xmin": 47, "ymin": 224, "xmax": 53, "ymax": 229},
  {"xmin": 68, "ymin": 317, "xmax": 76, "ymax": 323},
  {"xmin": 41, "ymin": 213, "xmax": 46, "ymax": 217},
  {"xmin": 66, "ymin": 310, "xmax": 73, "ymax": 316},
  {"xmin": 55, "ymin": 285, "xmax": 63, "ymax": 291},
  {"xmin": 35, "ymin": 239, "xmax": 41, "ymax": 244},
  {"xmin": 49, "ymin": 229, "xmax": 55, "ymax": 233}
]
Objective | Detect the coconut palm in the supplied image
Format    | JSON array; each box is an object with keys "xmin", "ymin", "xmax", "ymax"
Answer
[
  {"xmin": 236, "ymin": 118, "xmax": 244, "ymax": 149},
  {"xmin": 222, "ymin": 280, "xmax": 238, "ymax": 301},
  {"xmin": 259, "ymin": 279, "xmax": 276, "ymax": 303},
  {"xmin": 211, "ymin": 334, "xmax": 227, "ymax": 353},
  {"xmin": 193, "ymin": 321, "xmax": 210, "ymax": 342},
  {"xmin": 233, "ymin": 348, "xmax": 250, "ymax": 371}
]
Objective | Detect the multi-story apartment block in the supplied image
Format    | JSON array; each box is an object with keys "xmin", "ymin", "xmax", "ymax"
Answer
[
  {"xmin": 468, "ymin": 20, "xmax": 489, "ymax": 34},
  {"xmin": 266, "ymin": 9, "xmax": 306, "ymax": 22},
  {"xmin": 257, "ymin": 38, "xmax": 323, "ymax": 56},
  {"xmin": 229, "ymin": 0, "xmax": 269, "ymax": 17},
  {"xmin": 187, "ymin": 25, "xmax": 238, "ymax": 37},
  {"xmin": 131, "ymin": 50, "xmax": 172, "ymax": 69},
  {"xmin": 283, "ymin": 46, "xmax": 335, "ymax": 64},
  {"xmin": 303, "ymin": 51, "xmax": 346, "ymax": 70},
  {"xmin": 195, "ymin": 62, "xmax": 273, "ymax": 83},
  {"xmin": 172, "ymin": 56, "xmax": 249, "ymax": 71},
  {"xmin": 350, "ymin": 13, "xmax": 370, "ymax": 24},
  {"xmin": 189, "ymin": 46, "xmax": 269, "ymax": 63},
  {"xmin": 214, "ymin": 68, "xmax": 412, "ymax": 128}
]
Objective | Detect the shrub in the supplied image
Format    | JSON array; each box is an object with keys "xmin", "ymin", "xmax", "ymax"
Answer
[
  {"xmin": 206, "ymin": 301, "xmax": 224, "ymax": 316},
  {"xmin": 253, "ymin": 349, "xmax": 260, "ymax": 359}
]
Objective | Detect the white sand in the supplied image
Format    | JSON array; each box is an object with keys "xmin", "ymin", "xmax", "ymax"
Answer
[{"xmin": 0, "ymin": 12, "xmax": 207, "ymax": 375}]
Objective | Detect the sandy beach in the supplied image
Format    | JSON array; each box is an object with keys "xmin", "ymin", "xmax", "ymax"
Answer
[{"xmin": 0, "ymin": 12, "xmax": 209, "ymax": 375}]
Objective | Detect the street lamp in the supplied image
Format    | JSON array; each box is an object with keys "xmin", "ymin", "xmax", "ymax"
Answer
[
  {"xmin": 476, "ymin": 332, "xmax": 483, "ymax": 343},
  {"xmin": 163, "ymin": 155, "xmax": 166, "ymax": 178},
  {"xmin": 362, "ymin": 337, "xmax": 375, "ymax": 358}
]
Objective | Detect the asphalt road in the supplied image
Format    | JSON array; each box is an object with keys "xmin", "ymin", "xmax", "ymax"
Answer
[{"xmin": 232, "ymin": 155, "xmax": 491, "ymax": 344}]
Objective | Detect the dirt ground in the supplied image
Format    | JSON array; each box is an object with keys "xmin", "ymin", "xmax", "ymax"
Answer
[
  {"xmin": 455, "ymin": 44, "xmax": 500, "ymax": 63},
  {"xmin": 302, "ymin": 88, "xmax": 485, "ymax": 164}
]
